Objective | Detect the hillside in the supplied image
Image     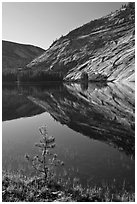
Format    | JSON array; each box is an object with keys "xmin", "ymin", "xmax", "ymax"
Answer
[
  {"xmin": 2, "ymin": 41, "xmax": 45, "ymax": 73},
  {"xmin": 27, "ymin": 3, "xmax": 135, "ymax": 82}
]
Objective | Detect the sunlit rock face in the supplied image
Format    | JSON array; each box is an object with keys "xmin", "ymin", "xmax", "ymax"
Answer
[
  {"xmin": 25, "ymin": 82, "xmax": 135, "ymax": 158},
  {"xmin": 27, "ymin": 3, "xmax": 135, "ymax": 83}
]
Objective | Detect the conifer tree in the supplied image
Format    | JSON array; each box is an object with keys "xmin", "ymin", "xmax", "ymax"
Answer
[{"xmin": 25, "ymin": 126, "xmax": 64, "ymax": 182}]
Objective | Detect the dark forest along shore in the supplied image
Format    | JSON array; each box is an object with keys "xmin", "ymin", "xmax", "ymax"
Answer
[{"xmin": 2, "ymin": 82, "xmax": 135, "ymax": 192}]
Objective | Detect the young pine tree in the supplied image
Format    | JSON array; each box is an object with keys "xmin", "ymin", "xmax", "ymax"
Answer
[{"xmin": 25, "ymin": 125, "xmax": 64, "ymax": 182}]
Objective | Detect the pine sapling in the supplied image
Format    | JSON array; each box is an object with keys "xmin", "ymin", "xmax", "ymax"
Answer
[{"xmin": 25, "ymin": 125, "xmax": 64, "ymax": 182}]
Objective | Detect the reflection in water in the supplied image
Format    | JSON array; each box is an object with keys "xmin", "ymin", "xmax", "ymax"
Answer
[
  {"xmin": 5, "ymin": 81, "xmax": 134, "ymax": 158},
  {"xmin": 80, "ymin": 81, "xmax": 89, "ymax": 91},
  {"xmin": 2, "ymin": 84, "xmax": 44, "ymax": 121},
  {"xmin": 2, "ymin": 82, "xmax": 135, "ymax": 189}
]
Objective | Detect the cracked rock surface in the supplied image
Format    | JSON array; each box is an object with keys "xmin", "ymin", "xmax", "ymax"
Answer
[{"xmin": 27, "ymin": 3, "xmax": 135, "ymax": 83}]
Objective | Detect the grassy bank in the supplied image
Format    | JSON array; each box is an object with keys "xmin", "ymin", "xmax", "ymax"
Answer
[
  {"xmin": 2, "ymin": 126, "xmax": 135, "ymax": 202},
  {"xmin": 2, "ymin": 171, "xmax": 135, "ymax": 202}
]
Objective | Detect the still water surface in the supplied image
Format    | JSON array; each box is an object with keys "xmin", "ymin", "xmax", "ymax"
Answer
[{"xmin": 2, "ymin": 82, "xmax": 135, "ymax": 190}]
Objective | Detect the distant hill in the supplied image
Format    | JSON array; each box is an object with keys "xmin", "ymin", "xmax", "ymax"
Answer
[
  {"xmin": 27, "ymin": 3, "xmax": 135, "ymax": 82},
  {"xmin": 2, "ymin": 40, "xmax": 45, "ymax": 73}
]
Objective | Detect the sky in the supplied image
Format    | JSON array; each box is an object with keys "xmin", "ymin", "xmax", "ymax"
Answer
[{"xmin": 2, "ymin": 2, "xmax": 128, "ymax": 50}]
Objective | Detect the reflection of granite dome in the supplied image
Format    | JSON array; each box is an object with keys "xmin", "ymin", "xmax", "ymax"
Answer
[{"xmin": 21, "ymin": 82, "xmax": 134, "ymax": 158}]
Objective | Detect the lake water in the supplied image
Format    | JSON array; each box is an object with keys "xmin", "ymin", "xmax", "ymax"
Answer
[{"xmin": 2, "ymin": 82, "xmax": 135, "ymax": 191}]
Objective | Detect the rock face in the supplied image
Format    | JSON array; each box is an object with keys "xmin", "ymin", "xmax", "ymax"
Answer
[
  {"xmin": 27, "ymin": 3, "xmax": 135, "ymax": 82},
  {"xmin": 2, "ymin": 40, "xmax": 45, "ymax": 73}
]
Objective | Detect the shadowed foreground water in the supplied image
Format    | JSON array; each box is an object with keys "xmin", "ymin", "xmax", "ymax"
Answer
[{"xmin": 2, "ymin": 82, "xmax": 135, "ymax": 191}]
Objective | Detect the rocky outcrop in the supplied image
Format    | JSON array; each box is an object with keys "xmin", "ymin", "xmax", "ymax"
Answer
[
  {"xmin": 27, "ymin": 3, "xmax": 135, "ymax": 82},
  {"xmin": 2, "ymin": 41, "xmax": 45, "ymax": 73}
]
